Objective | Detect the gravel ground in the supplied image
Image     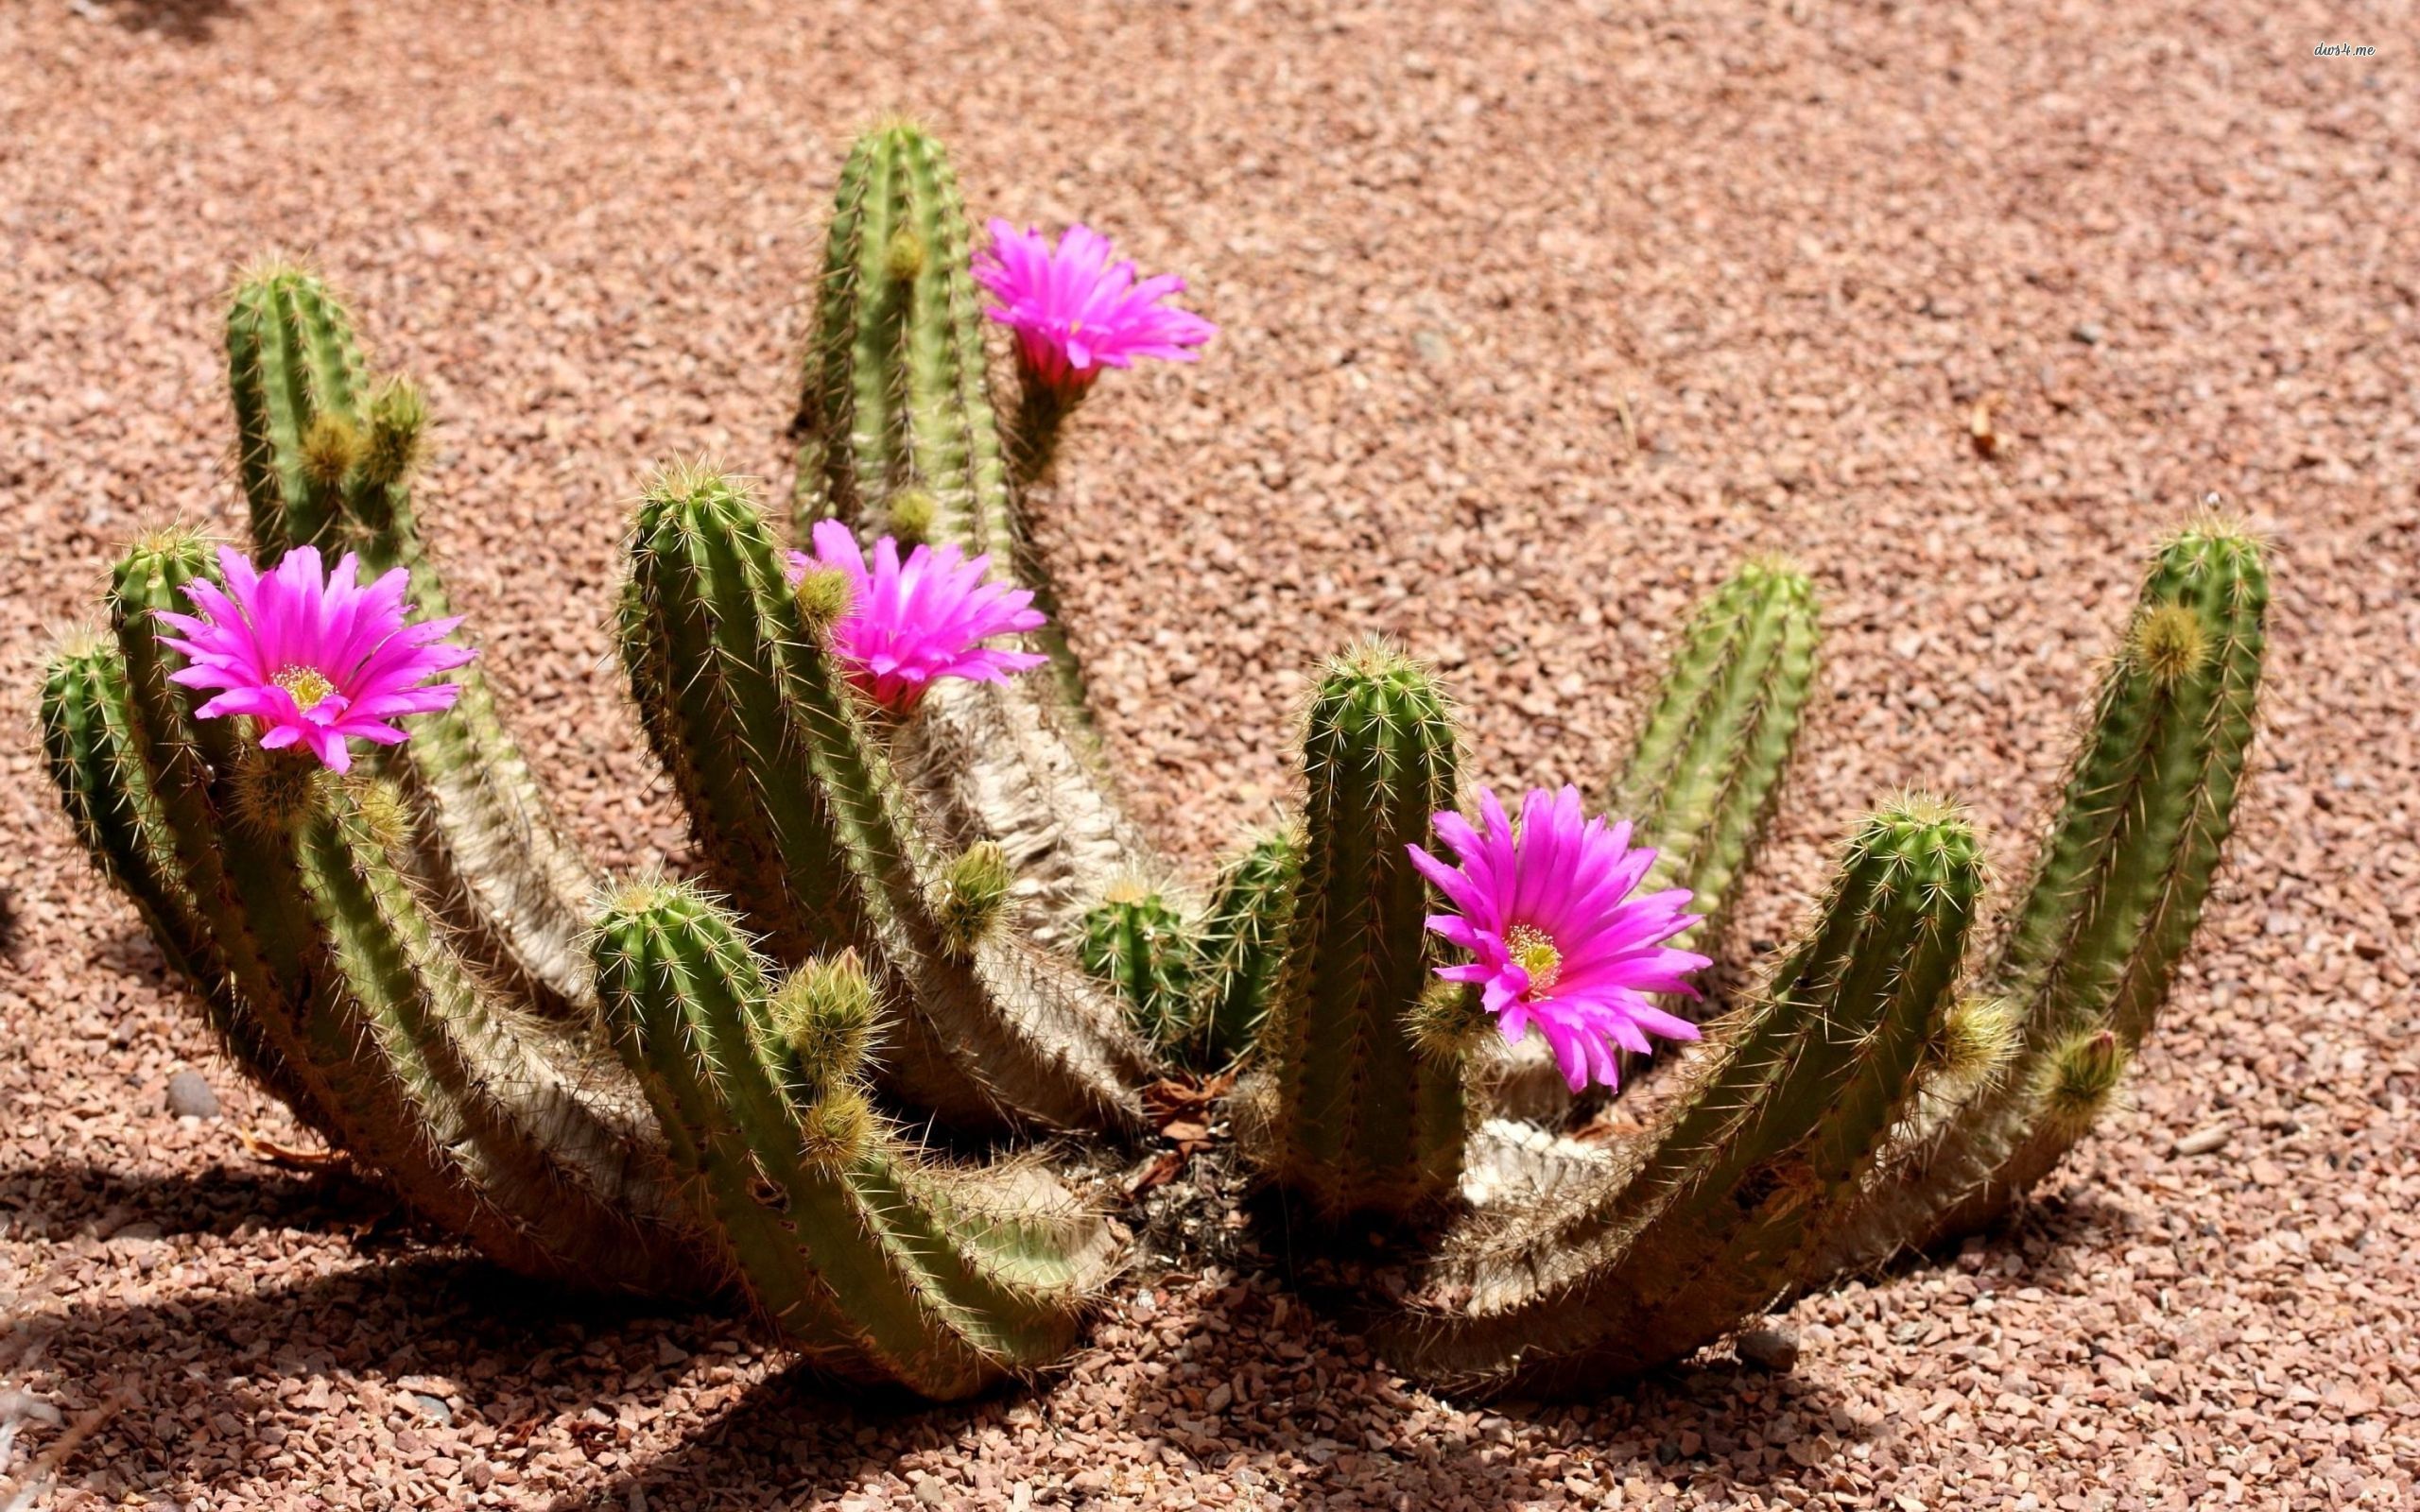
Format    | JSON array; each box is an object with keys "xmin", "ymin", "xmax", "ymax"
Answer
[{"xmin": 3, "ymin": 1, "xmax": 2415, "ymax": 1507}]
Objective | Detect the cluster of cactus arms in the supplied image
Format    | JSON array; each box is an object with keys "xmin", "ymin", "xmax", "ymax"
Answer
[{"xmin": 40, "ymin": 121, "xmax": 2269, "ymax": 1403}]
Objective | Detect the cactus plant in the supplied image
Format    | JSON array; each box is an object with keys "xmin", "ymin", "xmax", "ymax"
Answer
[
  {"xmin": 38, "ymin": 121, "xmax": 2269, "ymax": 1408},
  {"xmin": 1811, "ymin": 519, "xmax": 2269, "ymax": 1270},
  {"xmin": 617, "ymin": 463, "xmax": 1150, "ymax": 1133}
]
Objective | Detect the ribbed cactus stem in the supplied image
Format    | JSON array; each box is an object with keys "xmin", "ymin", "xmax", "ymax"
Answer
[
  {"xmin": 790, "ymin": 121, "xmax": 1006, "ymax": 555},
  {"xmin": 1079, "ymin": 885, "xmax": 1201, "ymax": 1050},
  {"xmin": 225, "ymin": 266, "xmax": 599, "ymax": 1019},
  {"xmin": 592, "ymin": 882, "xmax": 1117, "ymax": 1400},
  {"xmin": 790, "ymin": 123, "xmax": 1145, "ymax": 954},
  {"xmin": 1816, "ymin": 522, "xmax": 2268, "ymax": 1270},
  {"xmin": 1388, "ymin": 797, "xmax": 1983, "ymax": 1396},
  {"xmin": 63, "ymin": 530, "xmax": 700, "ymax": 1293},
  {"xmin": 1495, "ymin": 558, "xmax": 1821, "ymax": 1123},
  {"xmin": 619, "ymin": 467, "xmax": 1149, "ymax": 1132},
  {"xmin": 40, "ymin": 632, "xmax": 320, "ymax": 1122},
  {"xmin": 1192, "ymin": 823, "xmax": 1305, "ymax": 1066},
  {"xmin": 1246, "ymin": 644, "xmax": 1467, "ymax": 1225},
  {"xmin": 228, "ymin": 260, "xmax": 367, "ymax": 554}
]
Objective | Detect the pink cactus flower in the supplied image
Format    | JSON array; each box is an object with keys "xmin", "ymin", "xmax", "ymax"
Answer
[
  {"xmin": 973, "ymin": 219, "xmax": 1217, "ymax": 396},
  {"xmin": 156, "ymin": 545, "xmax": 472, "ymax": 774},
  {"xmin": 1409, "ymin": 784, "xmax": 1711, "ymax": 1093},
  {"xmin": 786, "ymin": 520, "xmax": 1046, "ymax": 713}
]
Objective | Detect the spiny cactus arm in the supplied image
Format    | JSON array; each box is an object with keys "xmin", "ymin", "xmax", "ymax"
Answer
[
  {"xmin": 1192, "ymin": 823, "xmax": 1305, "ymax": 1066},
  {"xmin": 1610, "ymin": 557, "xmax": 1822, "ymax": 936},
  {"xmin": 621, "ymin": 469, "xmax": 1150, "ymax": 1132},
  {"xmin": 1242, "ymin": 644, "xmax": 1467, "ymax": 1225},
  {"xmin": 95, "ymin": 531, "xmax": 698, "ymax": 1291},
  {"xmin": 227, "ymin": 262, "xmax": 367, "ymax": 555},
  {"xmin": 1495, "ymin": 559, "xmax": 1823, "ymax": 1123},
  {"xmin": 225, "ymin": 266, "xmax": 599, "ymax": 1018},
  {"xmin": 1818, "ymin": 523, "xmax": 2270, "ymax": 1269},
  {"xmin": 593, "ymin": 884, "xmax": 1116, "ymax": 1400},
  {"xmin": 791, "ymin": 121, "xmax": 1008, "ymax": 556},
  {"xmin": 1386, "ymin": 799, "xmax": 1982, "ymax": 1396},
  {"xmin": 40, "ymin": 634, "xmax": 325, "ymax": 1124},
  {"xmin": 1079, "ymin": 885, "xmax": 1201, "ymax": 1053},
  {"xmin": 291, "ymin": 793, "xmax": 704, "ymax": 1292},
  {"xmin": 789, "ymin": 124, "xmax": 1144, "ymax": 950}
]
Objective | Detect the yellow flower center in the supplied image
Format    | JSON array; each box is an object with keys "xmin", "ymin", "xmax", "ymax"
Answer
[
  {"xmin": 274, "ymin": 664, "xmax": 337, "ymax": 711},
  {"xmin": 1505, "ymin": 923, "xmax": 1562, "ymax": 996}
]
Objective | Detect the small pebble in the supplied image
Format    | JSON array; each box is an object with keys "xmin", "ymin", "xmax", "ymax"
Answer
[
  {"xmin": 165, "ymin": 1070, "xmax": 219, "ymax": 1119},
  {"xmin": 2173, "ymin": 1125, "xmax": 2233, "ymax": 1158},
  {"xmin": 1735, "ymin": 1325, "xmax": 1801, "ymax": 1372}
]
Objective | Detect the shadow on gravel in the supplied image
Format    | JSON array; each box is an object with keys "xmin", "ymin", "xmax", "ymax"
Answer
[
  {"xmin": 82, "ymin": 0, "xmax": 243, "ymax": 43},
  {"xmin": 2, "ymin": 1156, "xmax": 378, "ymax": 1242}
]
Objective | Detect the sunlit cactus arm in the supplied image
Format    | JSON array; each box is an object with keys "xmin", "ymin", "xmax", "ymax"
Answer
[
  {"xmin": 1495, "ymin": 558, "xmax": 1822, "ymax": 1124},
  {"xmin": 620, "ymin": 467, "xmax": 1150, "ymax": 1133},
  {"xmin": 1078, "ymin": 884, "xmax": 1201, "ymax": 1053},
  {"xmin": 1816, "ymin": 521, "xmax": 2269, "ymax": 1271},
  {"xmin": 224, "ymin": 266, "xmax": 600, "ymax": 1018},
  {"xmin": 40, "ymin": 629, "xmax": 329, "ymax": 1128},
  {"xmin": 1385, "ymin": 798, "xmax": 1985, "ymax": 1397},
  {"xmin": 59, "ymin": 529, "xmax": 700, "ymax": 1292},
  {"xmin": 789, "ymin": 122, "xmax": 1148, "ymax": 953},
  {"xmin": 1239, "ymin": 644, "xmax": 1467, "ymax": 1225},
  {"xmin": 593, "ymin": 883, "xmax": 1119, "ymax": 1400}
]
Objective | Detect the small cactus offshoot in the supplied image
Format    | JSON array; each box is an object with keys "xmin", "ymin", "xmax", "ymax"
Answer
[{"xmin": 39, "ymin": 123, "xmax": 2269, "ymax": 1407}]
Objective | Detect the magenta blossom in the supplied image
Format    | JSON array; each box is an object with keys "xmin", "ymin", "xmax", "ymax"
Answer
[
  {"xmin": 786, "ymin": 520, "xmax": 1046, "ymax": 713},
  {"xmin": 973, "ymin": 220, "xmax": 1216, "ymax": 396},
  {"xmin": 156, "ymin": 545, "xmax": 472, "ymax": 774},
  {"xmin": 1409, "ymin": 784, "xmax": 1711, "ymax": 1093}
]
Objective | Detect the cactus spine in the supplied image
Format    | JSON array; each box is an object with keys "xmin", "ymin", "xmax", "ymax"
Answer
[
  {"xmin": 1244, "ymin": 644, "xmax": 1467, "ymax": 1224},
  {"xmin": 790, "ymin": 122, "xmax": 1143, "ymax": 954},
  {"xmin": 618, "ymin": 467, "xmax": 1150, "ymax": 1133},
  {"xmin": 226, "ymin": 266, "xmax": 599, "ymax": 1018},
  {"xmin": 1494, "ymin": 558, "xmax": 1821, "ymax": 1122},
  {"xmin": 1389, "ymin": 798, "xmax": 1985, "ymax": 1395},
  {"xmin": 1817, "ymin": 521, "xmax": 2268, "ymax": 1268},
  {"xmin": 593, "ymin": 882, "xmax": 1117, "ymax": 1400}
]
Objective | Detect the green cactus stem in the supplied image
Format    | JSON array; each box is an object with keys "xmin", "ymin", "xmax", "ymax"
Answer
[
  {"xmin": 593, "ymin": 880, "xmax": 1119, "ymax": 1399},
  {"xmin": 1494, "ymin": 558, "xmax": 1821, "ymax": 1124},
  {"xmin": 618, "ymin": 465, "xmax": 1150, "ymax": 1133},
  {"xmin": 1191, "ymin": 823, "xmax": 1305, "ymax": 1066},
  {"xmin": 225, "ymin": 266, "xmax": 599, "ymax": 1019},
  {"xmin": 51, "ymin": 528, "xmax": 699, "ymax": 1294},
  {"xmin": 1079, "ymin": 884, "xmax": 1201, "ymax": 1051},
  {"xmin": 1387, "ymin": 796, "xmax": 1984, "ymax": 1396},
  {"xmin": 1242, "ymin": 644, "xmax": 1468, "ymax": 1225},
  {"xmin": 789, "ymin": 122, "xmax": 1144, "ymax": 954},
  {"xmin": 1816, "ymin": 521, "xmax": 2268, "ymax": 1269}
]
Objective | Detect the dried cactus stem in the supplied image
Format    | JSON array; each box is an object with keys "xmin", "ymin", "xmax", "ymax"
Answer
[
  {"xmin": 593, "ymin": 883, "xmax": 1116, "ymax": 1399},
  {"xmin": 1247, "ymin": 644, "xmax": 1467, "ymax": 1226},
  {"xmin": 1816, "ymin": 522, "xmax": 2268, "ymax": 1270},
  {"xmin": 1388, "ymin": 798, "xmax": 1983, "ymax": 1395}
]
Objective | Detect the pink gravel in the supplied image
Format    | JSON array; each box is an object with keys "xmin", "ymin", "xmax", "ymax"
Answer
[{"xmin": 1, "ymin": 1, "xmax": 2414, "ymax": 1507}]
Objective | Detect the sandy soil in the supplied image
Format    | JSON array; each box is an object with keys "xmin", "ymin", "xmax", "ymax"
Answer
[{"xmin": 1, "ymin": 0, "xmax": 2413, "ymax": 1506}]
